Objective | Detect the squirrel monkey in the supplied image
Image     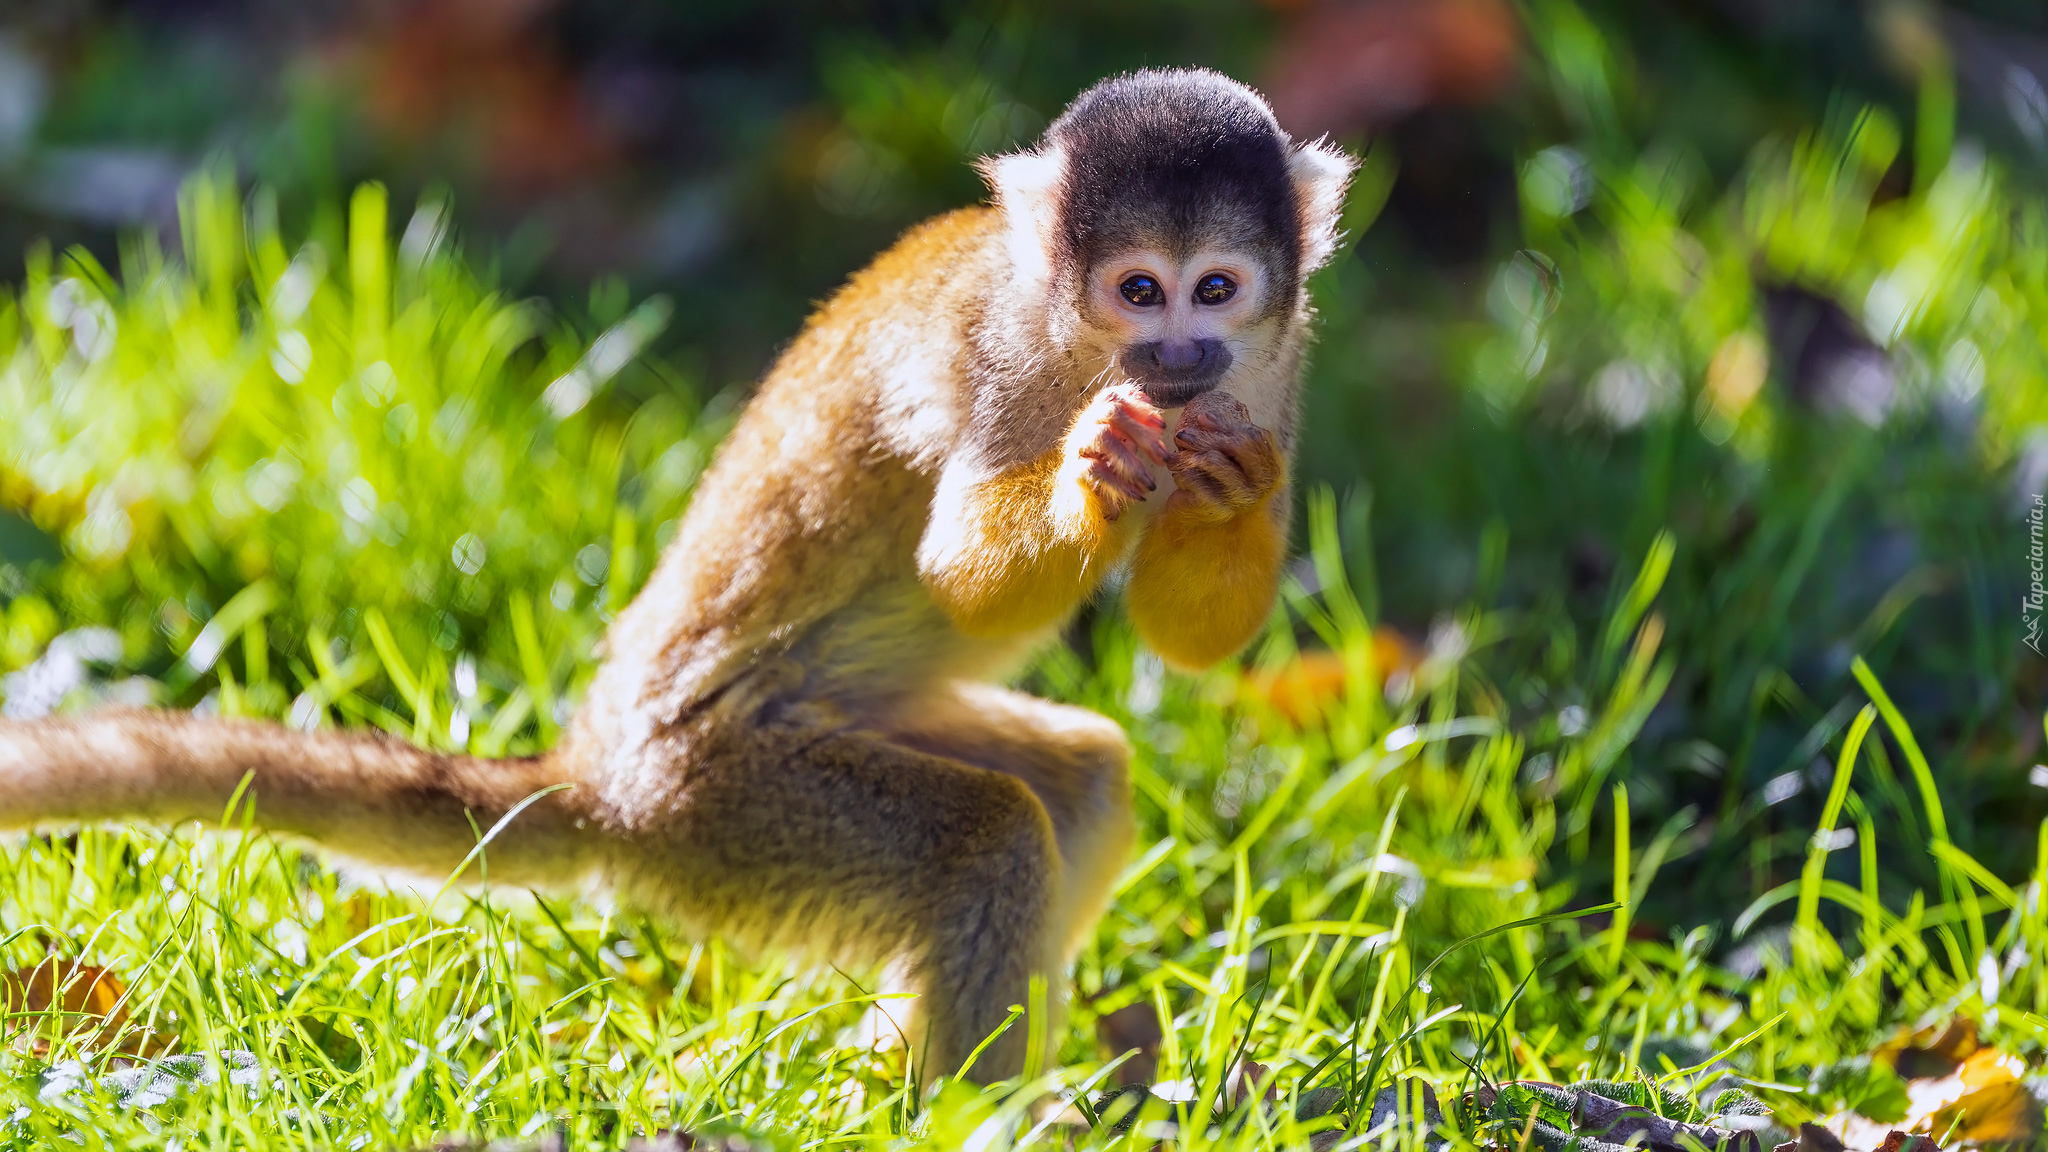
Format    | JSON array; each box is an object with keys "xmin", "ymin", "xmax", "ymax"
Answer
[{"xmin": 0, "ymin": 69, "xmax": 1352, "ymax": 1082}]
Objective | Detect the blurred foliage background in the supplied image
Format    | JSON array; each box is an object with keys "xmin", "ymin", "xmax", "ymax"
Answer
[{"xmin": 0, "ymin": 0, "xmax": 2044, "ymax": 962}]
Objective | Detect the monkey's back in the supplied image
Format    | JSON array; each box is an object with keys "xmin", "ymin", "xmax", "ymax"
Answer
[{"xmin": 567, "ymin": 207, "xmax": 1024, "ymax": 772}]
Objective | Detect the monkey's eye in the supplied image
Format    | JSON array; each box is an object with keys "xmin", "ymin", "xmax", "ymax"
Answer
[
  {"xmin": 1119, "ymin": 274, "xmax": 1165, "ymax": 307},
  {"xmin": 1194, "ymin": 273, "xmax": 1238, "ymax": 305}
]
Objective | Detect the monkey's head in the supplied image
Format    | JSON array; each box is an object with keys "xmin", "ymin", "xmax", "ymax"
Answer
[{"xmin": 982, "ymin": 69, "xmax": 1356, "ymax": 409}]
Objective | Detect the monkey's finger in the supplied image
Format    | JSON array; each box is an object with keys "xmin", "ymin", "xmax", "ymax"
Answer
[
  {"xmin": 1084, "ymin": 429, "xmax": 1159, "ymax": 484},
  {"xmin": 1174, "ymin": 461, "xmax": 1240, "ymax": 508},
  {"xmin": 1079, "ymin": 463, "xmax": 1142, "ymax": 509},
  {"xmin": 1108, "ymin": 440, "xmax": 1161, "ymax": 493},
  {"xmin": 1173, "ymin": 423, "xmax": 1257, "ymax": 461},
  {"xmin": 1082, "ymin": 446, "xmax": 1156, "ymax": 499},
  {"xmin": 1100, "ymin": 383, "xmax": 1163, "ymax": 429},
  {"xmin": 1094, "ymin": 468, "xmax": 1152, "ymax": 504},
  {"xmin": 1110, "ymin": 410, "xmax": 1170, "ymax": 465},
  {"xmin": 1168, "ymin": 449, "xmax": 1241, "ymax": 498},
  {"xmin": 1181, "ymin": 420, "xmax": 1271, "ymax": 475},
  {"xmin": 1107, "ymin": 400, "xmax": 1164, "ymax": 434},
  {"xmin": 1111, "ymin": 389, "xmax": 1167, "ymax": 425},
  {"xmin": 1173, "ymin": 425, "xmax": 1219, "ymax": 453},
  {"xmin": 1241, "ymin": 452, "xmax": 1282, "ymax": 494},
  {"xmin": 1190, "ymin": 412, "xmax": 1263, "ymax": 448},
  {"xmin": 1089, "ymin": 484, "xmax": 1126, "ymax": 522},
  {"xmin": 1182, "ymin": 447, "xmax": 1272, "ymax": 509},
  {"xmin": 1211, "ymin": 429, "xmax": 1281, "ymax": 490},
  {"xmin": 1116, "ymin": 396, "xmax": 1167, "ymax": 427},
  {"xmin": 1110, "ymin": 403, "xmax": 1169, "ymax": 459}
]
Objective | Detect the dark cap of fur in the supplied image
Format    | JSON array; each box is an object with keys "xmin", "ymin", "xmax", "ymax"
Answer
[{"xmin": 1043, "ymin": 69, "xmax": 1302, "ymax": 290}]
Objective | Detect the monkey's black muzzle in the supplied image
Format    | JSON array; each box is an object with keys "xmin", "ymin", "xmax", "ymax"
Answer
[{"xmin": 1125, "ymin": 339, "xmax": 1232, "ymax": 408}]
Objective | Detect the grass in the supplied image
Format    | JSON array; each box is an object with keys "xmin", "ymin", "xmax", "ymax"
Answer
[
  {"xmin": 1307, "ymin": 86, "xmax": 2040, "ymax": 933},
  {"xmin": 0, "ymin": 67, "xmax": 2042, "ymax": 1152},
  {"xmin": 0, "ymin": 505, "xmax": 2035, "ymax": 1149}
]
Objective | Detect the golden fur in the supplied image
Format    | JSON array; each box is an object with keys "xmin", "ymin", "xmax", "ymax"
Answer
[{"xmin": 0, "ymin": 70, "xmax": 1353, "ymax": 1082}]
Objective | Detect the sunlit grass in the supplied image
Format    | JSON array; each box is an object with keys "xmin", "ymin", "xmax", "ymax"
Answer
[
  {"xmin": 0, "ymin": 512, "xmax": 2036, "ymax": 1148},
  {"xmin": 0, "ymin": 176, "xmax": 723, "ymax": 755}
]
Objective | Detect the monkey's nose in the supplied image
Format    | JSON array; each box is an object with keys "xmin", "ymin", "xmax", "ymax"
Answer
[
  {"xmin": 1126, "ymin": 338, "xmax": 1234, "ymax": 406},
  {"xmin": 1155, "ymin": 340, "xmax": 1208, "ymax": 373}
]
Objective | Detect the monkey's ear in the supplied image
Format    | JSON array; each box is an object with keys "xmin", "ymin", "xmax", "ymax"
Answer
[
  {"xmin": 979, "ymin": 147, "xmax": 1066, "ymax": 284},
  {"xmin": 1288, "ymin": 138, "xmax": 1358, "ymax": 275}
]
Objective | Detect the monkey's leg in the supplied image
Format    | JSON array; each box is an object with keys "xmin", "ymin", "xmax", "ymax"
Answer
[
  {"xmin": 619, "ymin": 718, "xmax": 1064, "ymax": 1084},
  {"xmin": 0, "ymin": 711, "xmax": 595, "ymax": 887},
  {"xmin": 884, "ymin": 683, "xmax": 1135, "ymax": 962}
]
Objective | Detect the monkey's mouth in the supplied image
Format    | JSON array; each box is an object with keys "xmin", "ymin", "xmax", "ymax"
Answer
[{"xmin": 1137, "ymin": 377, "xmax": 1223, "ymax": 409}]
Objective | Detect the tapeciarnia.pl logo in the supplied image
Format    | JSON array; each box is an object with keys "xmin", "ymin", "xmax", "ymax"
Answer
[{"xmin": 2028, "ymin": 493, "xmax": 2045, "ymax": 656}]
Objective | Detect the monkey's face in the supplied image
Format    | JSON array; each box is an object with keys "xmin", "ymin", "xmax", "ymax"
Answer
[
  {"xmin": 983, "ymin": 69, "xmax": 1356, "ymax": 421},
  {"xmin": 1087, "ymin": 246, "xmax": 1282, "ymax": 410}
]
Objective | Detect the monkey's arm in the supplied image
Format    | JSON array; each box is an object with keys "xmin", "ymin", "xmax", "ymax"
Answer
[
  {"xmin": 1126, "ymin": 396, "xmax": 1289, "ymax": 671},
  {"xmin": 919, "ymin": 385, "xmax": 1165, "ymax": 636}
]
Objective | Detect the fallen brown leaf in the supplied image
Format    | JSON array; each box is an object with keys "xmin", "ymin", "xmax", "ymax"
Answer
[
  {"xmin": 1772, "ymin": 1121, "xmax": 1847, "ymax": 1152},
  {"xmin": 1877, "ymin": 1018, "xmax": 1979, "ymax": 1081},
  {"xmin": 1895, "ymin": 1048, "xmax": 2033, "ymax": 1144},
  {"xmin": 1227, "ymin": 1059, "xmax": 1278, "ymax": 1111},
  {"xmin": 1094, "ymin": 1000, "xmax": 1163, "ymax": 1086},
  {"xmin": 1829, "ymin": 1017, "xmax": 2042, "ymax": 1148},
  {"xmin": 2, "ymin": 959, "xmax": 172, "ymax": 1057}
]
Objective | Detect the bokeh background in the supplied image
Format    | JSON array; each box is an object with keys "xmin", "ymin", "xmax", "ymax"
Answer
[{"xmin": 0, "ymin": 0, "xmax": 2044, "ymax": 1015}]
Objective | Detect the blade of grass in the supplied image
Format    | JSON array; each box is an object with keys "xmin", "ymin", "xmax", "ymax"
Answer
[{"xmin": 1796, "ymin": 704, "xmax": 1876, "ymax": 958}]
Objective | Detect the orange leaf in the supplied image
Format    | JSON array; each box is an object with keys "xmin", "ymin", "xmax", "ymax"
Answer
[
  {"xmin": 3, "ymin": 959, "xmax": 172, "ymax": 1057},
  {"xmin": 1924, "ymin": 1077, "xmax": 2040, "ymax": 1145},
  {"xmin": 1957, "ymin": 1047, "xmax": 2023, "ymax": 1090},
  {"xmin": 1253, "ymin": 629, "xmax": 1419, "ymax": 725}
]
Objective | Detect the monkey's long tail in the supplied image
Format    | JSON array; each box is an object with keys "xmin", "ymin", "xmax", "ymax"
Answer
[{"xmin": 0, "ymin": 711, "xmax": 597, "ymax": 889}]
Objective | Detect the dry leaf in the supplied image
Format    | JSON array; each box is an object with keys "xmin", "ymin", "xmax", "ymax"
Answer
[
  {"xmin": 1957, "ymin": 1048, "xmax": 2025, "ymax": 1090},
  {"xmin": 2, "ymin": 959, "xmax": 172, "ymax": 1057},
  {"xmin": 1839, "ymin": 1018, "xmax": 2044, "ymax": 1147},
  {"xmin": 1923, "ymin": 1076, "xmax": 2040, "ymax": 1145},
  {"xmin": 1773, "ymin": 1122, "xmax": 1847, "ymax": 1152},
  {"xmin": 1255, "ymin": 631, "xmax": 1420, "ymax": 724},
  {"xmin": 1876, "ymin": 1018, "xmax": 1980, "ymax": 1080},
  {"xmin": 1094, "ymin": 1000, "xmax": 1162, "ymax": 1086},
  {"xmin": 1897, "ymin": 1047, "xmax": 2036, "ymax": 1143},
  {"xmin": 1227, "ymin": 1059, "xmax": 1278, "ymax": 1111}
]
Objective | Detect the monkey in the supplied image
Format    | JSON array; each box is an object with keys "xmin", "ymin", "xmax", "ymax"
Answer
[{"xmin": 0, "ymin": 68, "xmax": 1353, "ymax": 1084}]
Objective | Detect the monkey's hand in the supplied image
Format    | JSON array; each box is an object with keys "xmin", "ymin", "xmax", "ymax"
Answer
[
  {"xmin": 1163, "ymin": 391, "xmax": 1283, "ymax": 523},
  {"xmin": 1060, "ymin": 383, "xmax": 1169, "ymax": 524}
]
